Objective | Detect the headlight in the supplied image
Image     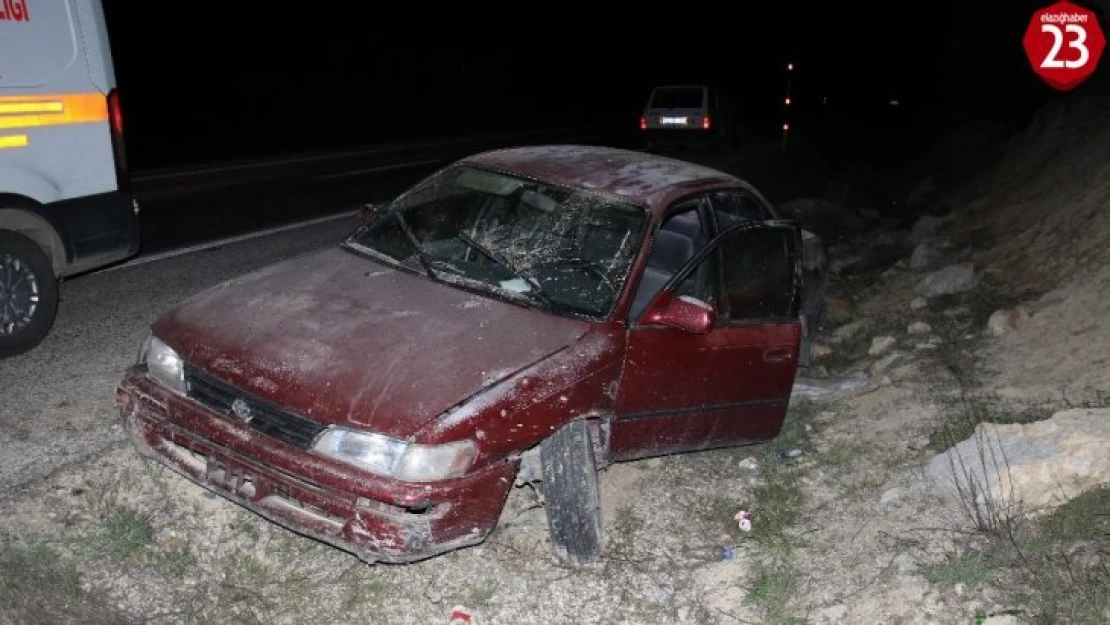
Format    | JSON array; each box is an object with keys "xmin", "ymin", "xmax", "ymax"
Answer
[
  {"xmin": 139, "ymin": 334, "xmax": 186, "ymax": 394},
  {"xmin": 312, "ymin": 427, "xmax": 477, "ymax": 482}
]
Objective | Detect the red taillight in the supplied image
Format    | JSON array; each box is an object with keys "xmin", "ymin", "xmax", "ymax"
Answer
[
  {"xmin": 106, "ymin": 88, "xmax": 130, "ymax": 192},
  {"xmin": 639, "ymin": 115, "xmax": 647, "ymax": 130},
  {"xmin": 108, "ymin": 89, "xmax": 124, "ymax": 135},
  {"xmin": 702, "ymin": 115, "xmax": 711, "ymax": 130}
]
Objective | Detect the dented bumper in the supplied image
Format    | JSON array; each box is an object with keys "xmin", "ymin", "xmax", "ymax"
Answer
[{"xmin": 115, "ymin": 368, "xmax": 517, "ymax": 564}]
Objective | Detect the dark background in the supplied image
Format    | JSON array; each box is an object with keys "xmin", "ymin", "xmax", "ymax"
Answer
[{"xmin": 99, "ymin": 1, "xmax": 1101, "ymax": 170}]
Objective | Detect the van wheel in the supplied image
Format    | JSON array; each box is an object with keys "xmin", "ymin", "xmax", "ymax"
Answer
[
  {"xmin": 0, "ymin": 231, "xmax": 59, "ymax": 358},
  {"xmin": 540, "ymin": 419, "xmax": 603, "ymax": 565}
]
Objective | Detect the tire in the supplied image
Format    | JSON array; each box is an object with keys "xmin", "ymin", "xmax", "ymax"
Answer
[
  {"xmin": 0, "ymin": 231, "xmax": 59, "ymax": 358},
  {"xmin": 540, "ymin": 419, "xmax": 603, "ymax": 565}
]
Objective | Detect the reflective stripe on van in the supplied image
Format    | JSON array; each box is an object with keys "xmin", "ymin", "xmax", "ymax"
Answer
[{"xmin": 0, "ymin": 93, "xmax": 109, "ymax": 130}]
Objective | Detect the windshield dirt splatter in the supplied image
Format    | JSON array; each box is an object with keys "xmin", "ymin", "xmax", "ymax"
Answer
[{"xmin": 346, "ymin": 165, "xmax": 650, "ymax": 320}]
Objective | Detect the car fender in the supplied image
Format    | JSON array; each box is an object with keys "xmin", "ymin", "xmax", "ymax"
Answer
[{"xmin": 412, "ymin": 327, "xmax": 625, "ymax": 467}]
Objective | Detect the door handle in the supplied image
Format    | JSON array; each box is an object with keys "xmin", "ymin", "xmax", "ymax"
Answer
[{"xmin": 762, "ymin": 347, "xmax": 793, "ymax": 363}]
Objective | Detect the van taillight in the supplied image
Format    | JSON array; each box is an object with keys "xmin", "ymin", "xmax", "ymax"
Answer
[
  {"xmin": 702, "ymin": 115, "xmax": 711, "ymax": 130},
  {"xmin": 639, "ymin": 115, "xmax": 647, "ymax": 130},
  {"xmin": 106, "ymin": 89, "xmax": 130, "ymax": 192}
]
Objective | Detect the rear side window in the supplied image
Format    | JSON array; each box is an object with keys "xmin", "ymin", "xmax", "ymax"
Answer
[
  {"xmin": 710, "ymin": 191, "xmax": 771, "ymax": 229},
  {"xmin": 649, "ymin": 87, "xmax": 705, "ymax": 109}
]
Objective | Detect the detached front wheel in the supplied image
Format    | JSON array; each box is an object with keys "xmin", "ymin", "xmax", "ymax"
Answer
[
  {"xmin": 0, "ymin": 231, "xmax": 59, "ymax": 358},
  {"xmin": 540, "ymin": 419, "xmax": 603, "ymax": 565}
]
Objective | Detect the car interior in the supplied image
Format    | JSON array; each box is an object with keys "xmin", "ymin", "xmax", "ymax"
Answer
[{"xmin": 629, "ymin": 207, "xmax": 708, "ymax": 321}]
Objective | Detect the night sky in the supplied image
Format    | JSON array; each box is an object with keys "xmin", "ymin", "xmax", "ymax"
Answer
[{"xmin": 99, "ymin": 1, "xmax": 1088, "ymax": 170}]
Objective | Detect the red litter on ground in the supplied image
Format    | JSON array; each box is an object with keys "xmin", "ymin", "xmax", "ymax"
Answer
[
  {"xmin": 734, "ymin": 510, "xmax": 753, "ymax": 532},
  {"xmin": 448, "ymin": 606, "xmax": 474, "ymax": 624}
]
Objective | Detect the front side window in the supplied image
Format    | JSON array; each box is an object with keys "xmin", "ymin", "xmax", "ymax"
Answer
[
  {"xmin": 344, "ymin": 165, "xmax": 649, "ymax": 319},
  {"xmin": 664, "ymin": 223, "xmax": 799, "ymax": 324},
  {"xmin": 718, "ymin": 226, "xmax": 797, "ymax": 321}
]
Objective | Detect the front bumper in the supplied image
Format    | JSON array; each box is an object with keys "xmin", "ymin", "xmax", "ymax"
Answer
[{"xmin": 116, "ymin": 368, "xmax": 518, "ymax": 564}]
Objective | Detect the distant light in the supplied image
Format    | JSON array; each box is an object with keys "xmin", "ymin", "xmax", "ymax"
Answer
[
  {"xmin": 784, "ymin": 97, "xmax": 791, "ymax": 105},
  {"xmin": 787, "ymin": 62, "xmax": 794, "ymax": 71},
  {"xmin": 822, "ymin": 96, "xmax": 828, "ymax": 105},
  {"xmin": 702, "ymin": 115, "xmax": 711, "ymax": 130},
  {"xmin": 639, "ymin": 115, "xmax": 647, "ymax": 130},
  {"xmin": 782, "ymin": 122, "xmax": 790, "ymax": 131},
  {"xmin": 889, "ymin": 99, "xmax": 900, "ymax": 106}
]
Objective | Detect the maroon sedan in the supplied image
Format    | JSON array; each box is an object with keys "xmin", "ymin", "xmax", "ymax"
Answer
[{"xmin": 117, "ymin": 145, "xmax": 823, "ymax": 566}]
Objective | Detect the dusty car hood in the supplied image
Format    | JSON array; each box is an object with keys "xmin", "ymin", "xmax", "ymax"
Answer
[{"xmin": 152, "ymin": 246, "xmax": 591, "ymax": 438}]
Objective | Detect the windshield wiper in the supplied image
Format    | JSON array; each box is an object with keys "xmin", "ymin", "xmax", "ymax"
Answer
[
  {"xmin": 393, "ymin": 211, "xmax": 437, "ymax": 279},
  {"xmin": 454, "ymin": 232, "xmax": 558, "ymax": 310}
]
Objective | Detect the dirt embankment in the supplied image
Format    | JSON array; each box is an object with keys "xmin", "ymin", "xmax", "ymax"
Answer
[{"xmin": 951, "ymin": 94, "xmax": 1110, "ymax": 405}]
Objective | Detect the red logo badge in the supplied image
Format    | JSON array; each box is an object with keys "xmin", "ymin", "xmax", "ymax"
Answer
[{"xmin": 1023, "ymin": 1, "xmax": 1105, "ymax": 91}]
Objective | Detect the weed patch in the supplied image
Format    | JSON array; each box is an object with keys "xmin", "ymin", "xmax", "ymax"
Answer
[
  {"xmin": 745, "ymin": 561, "xmax": 805, "ymax": 625},
  {"xmin": 0, "ymin": 535, "xmax": 134, "ymax": 625},
  {"xmin": 923, "ymin": 488, "xmax": 1110, "ymax": 624}
]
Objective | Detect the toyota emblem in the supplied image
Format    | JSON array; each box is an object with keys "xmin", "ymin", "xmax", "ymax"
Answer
[{"xmin": 230, "ymin": 398, "xmax": 253, "ymax": 423}]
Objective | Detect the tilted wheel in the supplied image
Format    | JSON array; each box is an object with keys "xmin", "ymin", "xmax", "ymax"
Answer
[
  {"xmin": 0, "ymin": 231, "xmax": 59, "ymax": 358},
  {"xmin": 539, "ymin": 419, "xmax": 603, "ymax": 565}
]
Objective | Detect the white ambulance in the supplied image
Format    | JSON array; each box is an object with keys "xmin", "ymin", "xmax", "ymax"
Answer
[{"xmin": 0, "ymin": 0, "xmax": 138, "ymax": 357}]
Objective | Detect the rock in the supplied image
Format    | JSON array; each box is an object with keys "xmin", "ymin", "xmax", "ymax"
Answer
[
  {"xmin": 777, "ymin": 198, "xmax": 866, "ymax": 245},
  {"xmin": 910, "ymin": 297, "xmax": 928, "ymax": 311},
  {"xmin": 880, "ymin": 487, "xmax": 902, "ymax": 505},
  {"xmin": 908, "ymin": 215, "xmax": 941, "ymax": 246},
  {"xmin": 981, "ymin": 616, "xmax": 1023, "ymax": 625},
  {"xmin": 830, "ymin": 320, "xmax": 869, "ymax": 343},
  {"xmin": 987, "ymin": 306, "xmax": 1030, "ymax": 336},
  {"xmin": 868, "ymin": 336, "xmax": 896, "ymax": 356},
  {"xmin": 924, "ymin": 408, "xmax": 1110, "ymax": 517},
  {"xmin": 816, "ymin": 604, "xmax": 849, "ymax": 622},
  {"xmin": 646, "ymin": 584, "xmax": 673, "ymax": 604},
  {"xmin": 858, "ymin": 207, "xmax": 882, "ymax": 222},
  {"xmin": 738, "ymin": 457, "xmax": 760, "ymax": 471},
  {"xmin": 829, "ymin": 236, "xmax": 909, "ymax": 276},
  {"xmin": 907, "ymin": 435, "xmax": 930, "ymax": 450},
  {"xmin": 916, "ymin": 263, "xmax": 976, "ymax": 297},
  {"xmin": 891, "ymin": 553, "xmax": 916, "ymax": 573},
  {"xmin": 871, "ymin": 351, "xmax": 907, "ymax": 375},
  {"xmin": 905, "ymin": 177, "xmax": 939, "ymax": 214},
  {"xmin": 908, "ymin": 322, "xmax": 932, "ymax": 335},
  {"xmin": 792, "ymin": 371, "xmax": 871, "ymax": 402},
  {"xmin": 910, "ymin": 243, "xmax": 943, "ymax": 271},
  {"xmin": 811, "ymin": 344, "xmax": 832, "ymax": 359},
  {"xmin": 826, "ymin": 297, "xmax": 855, "ymax": 326}
]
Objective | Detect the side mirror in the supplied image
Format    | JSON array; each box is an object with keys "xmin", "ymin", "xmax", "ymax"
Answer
[
  {"xmin": 642, "ymin": 291, "xmax": 714, "ymax": 334},
  {"xmin": 358, "ymin": 202, "xmax": 383, "ymax": 226}
]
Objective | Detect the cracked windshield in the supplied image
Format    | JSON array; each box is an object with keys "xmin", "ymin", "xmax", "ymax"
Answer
[{"xmin": 346, "ymin": 165, "xmax": 648, "ymax": 317}]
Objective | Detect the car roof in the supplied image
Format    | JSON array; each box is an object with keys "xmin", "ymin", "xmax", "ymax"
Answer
[{"xmin": 462, "ymin": 144, "xmax": 741, "ymax": 215}]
